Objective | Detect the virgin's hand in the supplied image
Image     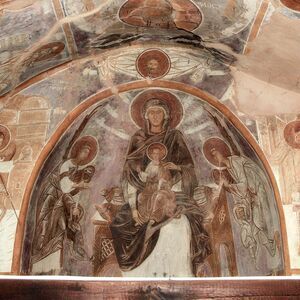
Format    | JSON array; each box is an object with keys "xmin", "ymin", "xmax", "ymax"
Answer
[{"xmin": 163, "ymin": 162, "xmax": 180, "ymax": 171}]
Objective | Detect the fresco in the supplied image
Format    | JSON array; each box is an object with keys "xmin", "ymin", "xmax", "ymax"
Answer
[
  {"xmin": 257, "ymin": 114, "xmax": 300, "ymax": 270},
  {"xmin": 0, "ymin": 125, "xmax": 16, "ymax": 223},
  {"xmin": 118, "ymin": 0, "xmax": 202, "ymax": 31},
  {"xmin": 280, "ymin": 0, "xmax": 300, "ymax": 12},
  {"xmin": 0, "ymin": 0, "xmax": 299, "ymax": 279},
  {"xmin": 63, "ymin": 0, "xmax": 261, "ymax": 49},
  {"xmin": 284, "ymin": 120, "xmax": 300, "ymax": 149},
  {"xmin": 20, "ymin": 88, "xmax": 284, "ymax": 276},
  {"xmin": 0, "ymin": 0, "xmax": 264, "ymax": 96},
  {"xmin": 136, "ymin": 49, "xmax": 171, "ymax": 79},
  {"xmin": 0, "ymin": 0, "xmax": 70, "ymax": 96},
  {"xmin": 95, "ymin": 46, "xmax": 231, "ymax": 92}
]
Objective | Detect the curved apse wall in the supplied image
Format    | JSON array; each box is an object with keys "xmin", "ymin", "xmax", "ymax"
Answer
[
  {"xmin": 19, "ymin": 83, "xmax": 287, "ymax": 276},
  {"xmin": 0, "ymin": 0, "xmax": 300, "ymax": 277}
]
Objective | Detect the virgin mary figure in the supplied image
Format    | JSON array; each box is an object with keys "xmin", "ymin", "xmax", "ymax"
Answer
[{"xmin": 110, "ymin": 90, "xmax": 211, "ymax": 277}]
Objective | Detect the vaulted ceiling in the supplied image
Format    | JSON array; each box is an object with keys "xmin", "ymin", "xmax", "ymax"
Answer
[{"xmin": 0, "ymin": 0, "xmax": 299, "ymax": 115}]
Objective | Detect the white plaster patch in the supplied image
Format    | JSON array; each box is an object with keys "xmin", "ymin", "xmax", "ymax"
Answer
[
  {"xmin": 0, "ymin": 210, "xmax": 19, "ymax": 272},
  {"xmin": 283, "ymin": 204, "xmax": 300, "ymax": 269}
]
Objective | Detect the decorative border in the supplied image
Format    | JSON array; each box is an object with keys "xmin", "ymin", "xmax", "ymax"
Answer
[{"xmin": 0, "ymin": 278, "xmax": 300, "ymax": 298}]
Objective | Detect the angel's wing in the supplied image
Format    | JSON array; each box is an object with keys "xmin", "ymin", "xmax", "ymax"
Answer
[
  {"xmin": 63, "ymin": 103, "xmax": 103, "ymax": 160},
  {"xmin": 205, "ymin": 107, "xmax": 241, "ymax": 156}
]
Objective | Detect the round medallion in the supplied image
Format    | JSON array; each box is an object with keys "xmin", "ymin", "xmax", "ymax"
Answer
[
  {"xmin": 119, "ymin": 0, "xmax": 202, "ymax": 31},
  {"xmin": 136, "ymin": 49, "xmax": 170, "ymax": 79},
  {"xmin": 284, "ymin": 120, "xmax": 300, "ymax": 149},
  {"xmin": 280, "ymin": 0, "xmax": 300, "ymax": 12}
]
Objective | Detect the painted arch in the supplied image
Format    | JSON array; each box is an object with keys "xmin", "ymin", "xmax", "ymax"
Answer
[{"xmin": 15, "ymin": 81, "xmax": 289, "ymax": 277}]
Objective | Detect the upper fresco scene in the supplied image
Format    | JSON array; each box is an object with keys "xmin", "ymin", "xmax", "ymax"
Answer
[{"xmin": 0, "ymin": 0, "xmax": 299, "ymax": 277}]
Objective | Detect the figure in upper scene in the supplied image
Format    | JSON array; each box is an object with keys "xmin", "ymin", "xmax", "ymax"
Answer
[
  {"xmin": 90, "ymin": 0, "xmax": 235, "ymax": 65},
  {"xmin": 119, "ymin": 0, "xmax": 201, "ymax": 31}
]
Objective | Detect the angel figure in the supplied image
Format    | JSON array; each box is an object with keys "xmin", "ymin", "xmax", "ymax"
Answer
[
  {"xmin": 30, "ymin": 106, "xmax": 100, "ymax": 274},
  {"xmin": 204, "ymin": 136, "xmax": 280, "ymax": 265}
]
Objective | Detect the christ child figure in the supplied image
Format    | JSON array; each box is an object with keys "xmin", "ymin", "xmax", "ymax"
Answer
[{"xmin": 137, "ymin": 143, "xmax": 177, "ymax": 224}]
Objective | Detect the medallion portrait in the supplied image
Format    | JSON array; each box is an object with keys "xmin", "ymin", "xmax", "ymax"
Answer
[
  {"xmin": 280, "ymin": 0, "xmax": 300, "ymax": 12},
  {"xmin": 284, "ymin": 120, "xmax": 300, "ymax": 149},
  {"xmin": 136, "ymin": 49, "xmax": 171, "ymax": 79},
  {"xmin": 119, "ymin": 0, "xmax": 202, "ymax": 31}
]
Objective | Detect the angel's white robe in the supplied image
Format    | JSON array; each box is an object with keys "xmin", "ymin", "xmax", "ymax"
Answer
[{"xmin": 226, "ymin": 155, "xmax": 276, "ymax": 252}]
